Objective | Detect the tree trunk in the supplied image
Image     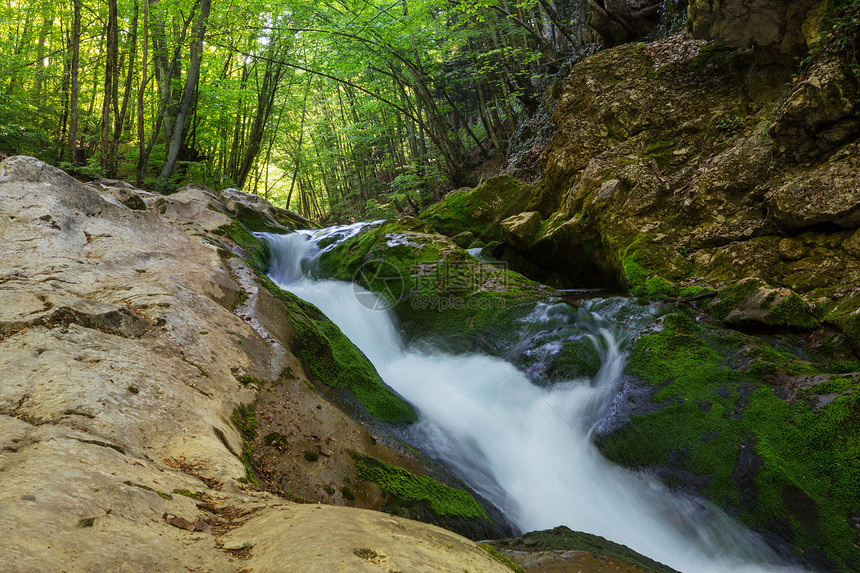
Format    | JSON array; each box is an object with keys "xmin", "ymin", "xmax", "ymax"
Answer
[
  {"xmin": 156, "ymin": 0, "xmax": 211, "ymax": 189},
  {"xmin": 101, "ymin": 0, "xmax": 119, "ymax": 174},
  {"xmin": 68, "ymin": 0, "xmax": 81, "ymax": 164}
]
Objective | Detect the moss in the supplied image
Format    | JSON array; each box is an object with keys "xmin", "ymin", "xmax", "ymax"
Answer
[
  {"xmin": 172, "ymin": 489, "xmax": 203, "ymax": 500},
  {"xmin": 766, "ymin": 293, "xmax": 819, "ymax": 330},
  {"xmin": 419, "ymin": 176, "xmax": 533, "ymax": 241},
  {"xmin": 214, "ymin": 220, "xmax": 270, "ymax": 272},
  {"xmin": 127, "ymin": 385, "xmax": 139, "ymax": 394},
  {"xmin": 232, "ymin": 403, "xmax": 261, "ymax": 488},
  {"xmin": 341, "ymin": 486, "xmax": 355, "ymax": 501},
  {"xmin": 479, "ymin": 544, "xmax": 524, "ymax": 573},
  {"xmin": 181, "ymin": 356, "xmax": 208, "ymax": 378},
  {"xmin": 603, "ymin": 314, "xmax": 860, "ymax": 570},
  {"xmin": 619, "ymin": 236, "xmax": 690, "ymax": 299},
  {"xmin": 258, "ymin": 275, "xmax": 416, "ymax": 424},
  {"xmin": 547, "ymin": 337, "xmax": 601, "ymax": 381},
  {"xmin": 303, "ymin": 451, "xmax": 319, "ymax": 462},
  {"xmin": 799, "ymin": 377, "xmax": 854, "ymax": 398},
  {"xmin": 353, "ymin": 548, "xmax": 381, "ymax": 560},
  {"xmin": 351, "ymin": 453, "xmax": 490, "ymax": 521},
  {"xmin": 323, "ymin": 484, "xmax": 335, "ymax": 495},
  {"xmin": 78, "ymin": 517, "xmax": 96, "ymax": 528},
  {"xmin": 236, "ymin": 375, "xmax": 266, "ymax": 391}
]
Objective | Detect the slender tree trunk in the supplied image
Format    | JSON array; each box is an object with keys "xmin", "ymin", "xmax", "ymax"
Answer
[
  {"xmin": 110, "ymin": 0, "xmax": 138, "ymax": 178},
  {"xmin": 68, "ymin": 0, "xmax": 81, "ymax": 163},
  {"xmin": 101, "ymin": 0, "xmax": 119, "ymax": 174},
  {"xmin": 136, "ymin": 0, "xmax": 150, "ymax": 186},
  {"xmin": 156, "ymin": 0, "xmax": 211, "ymax": 189}
]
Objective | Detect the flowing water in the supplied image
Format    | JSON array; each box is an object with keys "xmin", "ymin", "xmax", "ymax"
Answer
[{"xmin": 262, "ymin": 225, "xmax": 805, "ymax": 573}]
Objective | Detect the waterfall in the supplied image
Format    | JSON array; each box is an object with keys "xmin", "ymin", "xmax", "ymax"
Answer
[{"xmin": 260, "ymin": 228, "xmax": 806, "ymax": 573}]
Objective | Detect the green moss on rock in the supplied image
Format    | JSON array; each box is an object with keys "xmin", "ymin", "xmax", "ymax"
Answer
[
  {"xmin": 601, "ymin": 313, "xmax": 860, "ymax": 571},
  {"xmin": 351, "ymin": 453, "xmax": 489, "ymax": 521},
  {"xmin": 419, "ymin": 176, "xmax": 533, "ymax": 241},
  {"xmin": 259, "ymin": 276, "xmax": 416, "ymax": 424}
]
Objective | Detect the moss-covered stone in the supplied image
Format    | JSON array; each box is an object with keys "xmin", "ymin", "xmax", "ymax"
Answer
[
  {"xmin": 546, "ymin": 337, "xmax": 601, "ymax": 381},
  {"xmin": 600, "ymin": 313, "xmax": 860, "ymax": 571},
  {"xmin": 352, "ymin": 453, "xmax": 489, "ymax": 521},
  {"xmin": 317, "ymin": 219, "xmax": 552, "ymax": 354},
  {"xmin": 709, "ymin": 278, "xmax": 818, "ymax": 330},
  {"xmin": 495, "ymin": 526, "xmax": 679, "ymax": 573},
  {"xmin": 419, "ymin": 176, "xmax": 533, "ymax": 242},
  {"xmin": 258, "ymin": 276, "xmax": 416, "ymax": 424}
]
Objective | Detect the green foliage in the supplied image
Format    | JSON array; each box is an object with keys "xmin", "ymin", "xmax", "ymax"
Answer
[{"xmin": 351, "ymin": 453, "xmax": 490, "ymax": 521}]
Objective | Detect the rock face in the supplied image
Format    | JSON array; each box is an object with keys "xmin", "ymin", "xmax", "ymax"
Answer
[
  {"xmin": 0, "ymin": 157, "xmax": 512, "ymax": 572},
  {"xmin": 417, "ymin": 31, "xmax": 860, "ymax": 571},
  {"xmin": 687, "ymin": 0, "xmax": 825, "ymax": 64}
]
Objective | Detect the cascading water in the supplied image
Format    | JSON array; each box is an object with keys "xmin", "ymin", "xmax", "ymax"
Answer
[{"xmin": 261, "ymin": 226, "xmax": 806, "ymax": 573}]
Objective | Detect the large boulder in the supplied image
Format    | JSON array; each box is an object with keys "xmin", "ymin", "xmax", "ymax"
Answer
[
  {"xmin": 687, "ymin": 0, "xmax": 825, "ymax": 64},
  {"xmin": 0, "ymin": 157, "xmax": 512, "ymax": 571}
]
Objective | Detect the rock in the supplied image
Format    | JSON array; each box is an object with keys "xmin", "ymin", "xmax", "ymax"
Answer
[
  {"xmin": 451, "ymin": 230, "xmax": 475, "ymax": 248},
  {"xmin": 687, "ymin": 0, "xmax": 824, "ymax": 65},
  {"xmin": 0, "ymin": 156, "xmax": 514, "ymax": 572},
  {"xmin": 220, "ymin": 503, "xmax": 511, "ymax": 573},
  {"xmin": 219, "ymin": 187, "xmax": 317, "ymax": 231},
  {"xmin": 709, "ymin": 278, "xmax": 818, "ymax": 330},
  {"xmin": 768, "ymin": 54, "xmax": 860, "ymax": 162},
  {"xmin": 419, "ymin": 175, "xmax": 533, "ymax": 242},
  {"xmin": 87, "ymin": 178, "xmax": 155, "ymax": 210},
  {"xmin": 317, "ymin": 219, "xmax": 550, "ymax": 355},
  {"xmin": 765, "ymin": 145, "xmax": 860, "ymax": 231},
  {"xmin": 501, "ymin": 211, "xmax": 542, "ymax": 250}
]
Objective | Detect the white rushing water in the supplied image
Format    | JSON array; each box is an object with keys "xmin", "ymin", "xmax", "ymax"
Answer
[{"xmin": 262, "ymin": 227, "xmax": 804, "ymax": 573}]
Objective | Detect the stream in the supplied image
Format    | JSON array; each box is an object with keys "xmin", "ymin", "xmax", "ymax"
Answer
[{"xmin": 261, "ymin": 225, "xmax": 806, "ymax": 573}]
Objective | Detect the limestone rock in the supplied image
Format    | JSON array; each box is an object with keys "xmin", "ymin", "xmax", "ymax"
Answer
[
  {"xmin": 709, "ymin": 278, "xmax": 818, "ymax": 329},
  {"xmin": 687, "ymin": 0, "xmax": 824, "ymax": 64},
  {"xmin": 0, "ymin": 156, "xmax": 513, "ymax": 572},
  {"xmin": 768, "ymin": 54, "xmax": 860, "ymax": 162},
  {"xmin": 501, "ymin": 211, "xmax": 542, "ymax": 250},
  {"xmin": 766, "ymin": 145, "xmax": 860, "ymax": 231}
]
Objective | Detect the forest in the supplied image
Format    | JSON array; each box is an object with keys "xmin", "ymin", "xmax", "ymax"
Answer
[{"xmin": 0, "ymin": 0, "xmax": 629, "ymax": 221}]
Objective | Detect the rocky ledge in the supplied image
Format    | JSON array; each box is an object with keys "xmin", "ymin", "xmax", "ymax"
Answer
[{"xmin": 0, "ymin": 156, "xmax": 519, "ymax": 572}]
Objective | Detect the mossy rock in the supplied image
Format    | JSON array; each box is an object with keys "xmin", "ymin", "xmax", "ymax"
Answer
[
  {"xmin": 351, "ymin": 453, "xmax": 502, "ymax": 540},
  {"xmin": 619, "ymin": 235, "xmax": 694, "ymax": 299},
  {"xmin": 419, "ymin": 176, "xmax": 533, "ymax": 242},
  {"xmin": 213, "ymin": 220, "xmax": 270, "ymax": 272},
  {"xmin": 495, "ymin": 526, "xmax": 679, "ymax": 573},
  {"xmin": 545, "ymin": 337, "xmax": 601, "ymax": 381},
  {"xmin": 600, "ymin": 312, "xmax": 860, "ymax": 572},
  {"xmin": 317, "ymin": 219, "xmax": 552, "ymax": 354},
  {"xmin": 709, "ymin": 278, "xmax": 818, "ymax": 330},
  {"xmin": 258, "ymin": 276, "xmax": 416, "ymax": 424}
]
